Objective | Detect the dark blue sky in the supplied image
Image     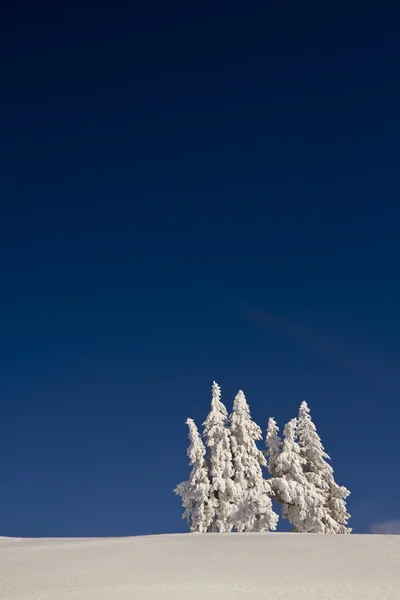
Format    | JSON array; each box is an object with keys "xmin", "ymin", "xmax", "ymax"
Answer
[{"xmin": 1, "ymin": 2, "xmax": 400, "ymax": 536}]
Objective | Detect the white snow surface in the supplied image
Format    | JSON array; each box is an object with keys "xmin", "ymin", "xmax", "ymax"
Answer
[{"xmin": 1, "ymin": 533, "xmax": 399, "ymax": 599}]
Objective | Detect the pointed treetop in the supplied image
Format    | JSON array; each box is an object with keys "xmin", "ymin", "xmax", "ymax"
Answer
[
  {"xmin": 232, "ymin": 389, "xmax": 250, "ymax": 414},
  {"xmin": 231, "ymin": 389, "xmax": 262, "ymax": 444},
  {"xmin": 185, "ymin": 418, "xmax": 205, "ymax": 464},
  {"xmin": 299, "ymin": 401, "xmax": 309, "ymax": 416},
  {"xmin": 210, "ymin": 381, "xmax": 227, "ymax": 415},
  {"xmin": 297, "ymin": 402, "xmax": 330, "ymax": 462},
  {"xmin": 283, "ymin": 418, "xmax": 298, "ymax": 443},
  {"xmin": 212, "ymin": 380, "xmax": 221, "ymax": 398},
  {"xmin": 276, "ymin": 418, "xmax": 307, "ymax": 481},
  {"xmin": 266, "ymin": 417, "xmax": 281, "ymax": 448},
  {"xmin": 204, "ymin": 381, "xmax": 229, "ymax": 434},
  {"xmin": 267, "ymin": 416, "xmax": 279, "ymax": 432}
]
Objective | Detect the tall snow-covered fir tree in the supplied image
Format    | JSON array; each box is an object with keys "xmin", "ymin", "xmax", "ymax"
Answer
[
  {"xmin": 266, "ymin": 418, "xmax": 326, "ymax": 533},
  {"xmin": 229, "ymin": 391, "xmax": 278, "ymax": 532},
  {"xmin": 297, "ymin": 401, "xmax": 351, "ymax": 534},
  {"xmin": 202, "ymin": 381, "xmax": 236, "ymax": 532},
  {"xmin": 174, "ymin": 418, "xmax": 215, "ymax": 532}
]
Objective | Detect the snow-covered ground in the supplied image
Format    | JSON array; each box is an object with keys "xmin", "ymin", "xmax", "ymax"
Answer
[{"xmin": 1, "ymin": 533, "xmax": 399, "ymax": 599}]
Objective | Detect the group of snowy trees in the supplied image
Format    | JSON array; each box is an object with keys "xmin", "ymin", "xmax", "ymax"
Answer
[{"xmin": 175, "ymin": 382, "xmax": 351, "ymax": 534}]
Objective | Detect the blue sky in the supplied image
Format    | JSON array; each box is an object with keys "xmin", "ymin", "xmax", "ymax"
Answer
[{"xmin": 1, "ymin": 1, "xmax": 400, "ymax": 536}]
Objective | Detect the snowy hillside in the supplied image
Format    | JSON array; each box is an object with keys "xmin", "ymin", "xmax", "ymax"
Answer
[{"xmin": 1, "ymin": 533, "xmax": 399, "ymax": 599}]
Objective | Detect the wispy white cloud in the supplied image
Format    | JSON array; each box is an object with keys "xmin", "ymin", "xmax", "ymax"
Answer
[
  {"xmin": 241, "ymin": 306, "xmax": 400, "ymax": 392},
  {"xmin": 370, "ymin": 520, "xmax": 400, "ymax": 535}
]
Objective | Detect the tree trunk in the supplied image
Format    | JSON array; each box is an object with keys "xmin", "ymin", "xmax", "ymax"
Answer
[{"xmin": 209, "ymin": 519, "xmax": 217, "ymax": 532}]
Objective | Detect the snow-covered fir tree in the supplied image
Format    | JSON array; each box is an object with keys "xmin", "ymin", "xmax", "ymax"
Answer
[
  {"xmin": 297, "ymin": 401, "xmax": 351, "ymax": 534},
  {"xmin": 202, "ymin": 382, "xmax": 236, "ymax": 532},
  {"xmin": 174, "ymin": 418, "xmax": 215, "ymax": 532},
  {"xmin": 230, "ymin": 391, "xmax": 278, "ymax": 532},
  {"xmin": 266, "ymin": 418, "xmax": 326, "ymax": 533}
]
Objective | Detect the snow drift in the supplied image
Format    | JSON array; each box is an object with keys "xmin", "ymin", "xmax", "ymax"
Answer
[{"xmin": 1, "ymin": 533, "xmax": 399, "ymax": 599}]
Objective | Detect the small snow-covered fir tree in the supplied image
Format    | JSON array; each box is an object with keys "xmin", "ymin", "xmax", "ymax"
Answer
[
  {"xmin": 174, "ymin": 418, "xmax": 215, "ymax": 532},
  {"xmin": 267, "ymin": 418, "xmax": 326, "ymax": 533},
  {"xmin": 230, "ymin": 391, "xmax": 278, "ymax": 532},
  {"xmin": 202, "ymin": 382, "xmax": 236, "ymax": 532},
  {"xmin": 297, "ymin": 401, "xmax": 351, "ymax": 534}
]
